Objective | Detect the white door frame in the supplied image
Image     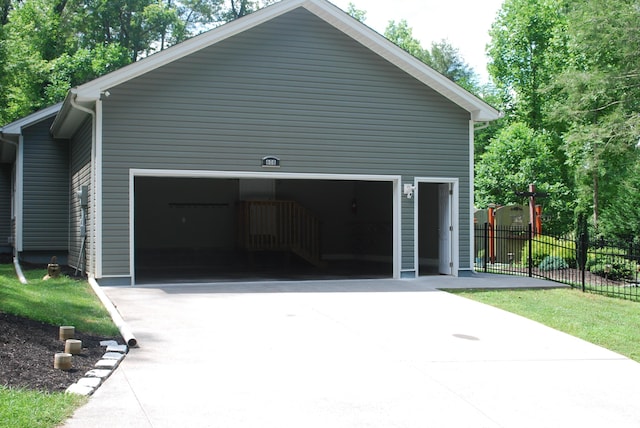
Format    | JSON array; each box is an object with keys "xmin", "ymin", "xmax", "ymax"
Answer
[
  {"xmin": 413, "ymin": 177, "xmax": 459, "ymax": 277},
  {"xmin": 129, "ymin": 169, "xmax": 402, "ymax": 285}
]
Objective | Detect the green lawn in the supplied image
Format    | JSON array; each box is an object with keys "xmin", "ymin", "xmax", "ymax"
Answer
[
  {"xmin": 0, "ymin": 264, "xmax": 119, "ymax": 336},
  {"xmin": 0, "ymin": 264, "xmax": 119, "ymax": 428},
  {"xmin": 449, "ymin": 287, "xmax": 640, "ymax": 363}
]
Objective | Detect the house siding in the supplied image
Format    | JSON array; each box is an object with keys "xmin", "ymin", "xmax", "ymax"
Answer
[
  {"xmin": 22, "ymin": 118, "xmax": 69, "ymax": 252},
  {"xmin": 100, "ymin": 8, "xmax": 471, "ymax": 277},
  {"xmin": 69, "ymin": 118, "xmax": 92, "ymax": 273},
  {"xmin": 0, "ymin": 163, "xmax": 12, "ymax": 253}
]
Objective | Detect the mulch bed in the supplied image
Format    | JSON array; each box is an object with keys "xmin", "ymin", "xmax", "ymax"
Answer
[{"xmin": 0, "ymin": 312, "xmax": 122, "ymax": 393}]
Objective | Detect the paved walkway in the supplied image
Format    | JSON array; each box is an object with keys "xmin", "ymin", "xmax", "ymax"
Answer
[{"xmin": 63, "ymin": 275, "xmax": 640, "ymax": 427}]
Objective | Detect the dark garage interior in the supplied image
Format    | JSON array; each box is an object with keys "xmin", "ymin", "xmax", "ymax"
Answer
[{"xmin": 134, "ymin": 177, "xmax": 394, "ymax": 283}]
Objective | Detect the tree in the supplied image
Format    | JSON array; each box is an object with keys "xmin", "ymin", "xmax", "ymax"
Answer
[
  {"xmin": 547, "ymin": 0, "xmax": 640, "ymax": 237},
  {"xmin": 384, "ymin": 20, "xmax": 479, "ymax": 93},
  {"xmin": 475, "ymin": 122, "xmax": 573, "ymax": 234},
  {"xmin": 487, "ymin": 0, "xmax": 567, "ymax": 130}
]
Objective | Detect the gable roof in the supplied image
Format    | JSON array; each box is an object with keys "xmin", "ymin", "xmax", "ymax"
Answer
[
  {"xmin": 1, "ymin": 103, "xmax": 62, "ymax": 162},
  {"xmin": 52, "ymin": 0, "xmax": 500, "ymax": 137}
]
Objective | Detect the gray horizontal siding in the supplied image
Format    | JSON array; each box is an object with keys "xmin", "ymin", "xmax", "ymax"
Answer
[
  {"xmin": 69, "ymin": 118, "xmax": 92, "ymax": 272},
  {"xmin": 22, "ymin": 118, "xmax": 69, "ymax": 251},
  {"xmin": 101, "ymin": 8, "xmax": 471, "ymax": 276},
  {"xmin": 0, "ymin": 163, "xmax": 11, "ymax": 251}
]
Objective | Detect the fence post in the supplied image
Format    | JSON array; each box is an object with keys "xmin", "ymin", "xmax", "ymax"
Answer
[
  {"xmin": 528, "ymin": 223, "xmax": 533, "ymax": 278},
  {"xmin": 483, "ymin": 222, "xmax": 488, "ymax": 273},
  {"xmin": 576, "ymin": 214, "xmax": 588, "ymax": 292}
]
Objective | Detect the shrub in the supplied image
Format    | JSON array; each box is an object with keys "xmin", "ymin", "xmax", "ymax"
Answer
[
  {"xmin": 586, "ymin": 247, "xmax": 636, "ymax": 281},
  {"xmin": 538, "ymin": 255, "xmax": 569, "ymax": 271},
  {"xmin": 521, "ymin": 235, "xmax": 576, "ymax": 268}
]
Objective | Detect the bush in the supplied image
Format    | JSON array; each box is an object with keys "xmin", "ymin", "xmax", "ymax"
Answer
[
  {"xmin": 521, "ymin": 235, "xmax": 576, "ymax": 268},
  {"xmin": 538, "ymin": 255, "xmax": 569, "ymax": 271},
  {"xmin": 586, "ymin": 247, "xmax": 636, "ymax": 281}
]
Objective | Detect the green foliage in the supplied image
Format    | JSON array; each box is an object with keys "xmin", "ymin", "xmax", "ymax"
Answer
[
  {"xmin": 0, "ymin": 264, "xmax": 119, "ymax": 336},
  {"xmin": 586, "ymin": 248, "xmax": 636, "ymax": 281},
  {"xmin": 487, "ymin": 0, "xmax": 567, "ymax": 130},
  {"xmin": 521, "ymin": 234, "xmax": 576, "ymax": 268},
  {"xmin": 0, "ymin": 386, "xmax": 86, "ymax": 428},
  {"xmin": 384, "ymin": 20, "xmax": 480, "ymax": 94},
  {"xmin": 475, "ymin": 122, "xmax": 574, "ymax": 234},
  {"xmin": 538, "ymin": 255, "xmax": 568, "ymax": 271}
]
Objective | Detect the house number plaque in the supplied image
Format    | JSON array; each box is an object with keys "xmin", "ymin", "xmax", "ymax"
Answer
[{"xmin": 261, "ymin": 156, "xmax": 280, "ymax": 168}]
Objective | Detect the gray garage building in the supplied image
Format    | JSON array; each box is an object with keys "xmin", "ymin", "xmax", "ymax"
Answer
[{"xmin": 0, "ymin": 0, "xmax": 500, "ymax": 285}]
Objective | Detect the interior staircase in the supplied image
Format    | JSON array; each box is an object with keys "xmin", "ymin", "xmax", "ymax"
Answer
[{"xmin": 236, "ymin": 200, "xmax": 324, "ymax": 268}]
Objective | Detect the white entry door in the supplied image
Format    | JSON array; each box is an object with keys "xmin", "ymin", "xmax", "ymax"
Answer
[{"xmin": 438, "ymin": 183, "xmax": 452, "ymax": 274}]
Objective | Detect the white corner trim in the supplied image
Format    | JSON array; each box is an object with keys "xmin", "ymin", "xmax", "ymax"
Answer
[
  {"xmin": 95, "ymin": 100, "xmax": 103, "ymax": 278},
  {"xmin": 469, "ymin": 120, "xmax": 476, "ymax": 271}
]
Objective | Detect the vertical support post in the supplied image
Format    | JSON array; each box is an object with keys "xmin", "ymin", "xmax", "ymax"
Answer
[
  {"xmin": 488, "ymin": 205, "xmax": 496, "ymax": 264},
  {"xmin": 528, "ymin": 184, "xmax": 537, "ymax": 236},
  {"xmin": 483, "ymin": 222, "xmax": 489, "ymax": 272},
  {"xmin": 535, "ymin": 205, "xmax": 543, "ymax": 236},
  {"xmin": 528, "ymin": 223, "xmax": 533, "ymax": 278}
]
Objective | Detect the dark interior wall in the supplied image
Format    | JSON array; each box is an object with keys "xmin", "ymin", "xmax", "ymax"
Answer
[
  {"xmin": 418, "ymin": 183, "xmax": 439, "ymax": 267},
  {"xmin": 135, "ymin": 177, "xmax": 393, "ymax": 264},
  {"xmin": 276, "ymin": 180, "xmax": 392, "ymax": 259},
  {"xmin": 135, "ymin": 177, "xmax": 238, "ymax": 250}
]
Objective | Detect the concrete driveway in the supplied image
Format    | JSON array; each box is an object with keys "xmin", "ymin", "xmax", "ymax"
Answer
[{"xmin": 64, "ymin": 276, "xmax": 640, "ymax": 427}]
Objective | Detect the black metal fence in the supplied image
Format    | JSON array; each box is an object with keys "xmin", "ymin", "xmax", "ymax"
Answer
[{"xmin": 474, "ymin": 223, "xmax": 640, "ymax": 301}]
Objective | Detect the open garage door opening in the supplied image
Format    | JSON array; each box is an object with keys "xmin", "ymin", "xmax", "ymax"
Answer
[{"xmin": 134, "ymin": 176, "xmax": 394, "ymax": 283}]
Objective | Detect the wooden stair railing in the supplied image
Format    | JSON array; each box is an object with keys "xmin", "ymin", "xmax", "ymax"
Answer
[{"xmin": 237, "ymin": 200, "xmax": 323, "ymax": 267}]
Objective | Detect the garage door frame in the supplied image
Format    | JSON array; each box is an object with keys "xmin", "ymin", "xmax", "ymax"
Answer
[{"xmin": 129, "ymin": 169, "xmax": 402, "ymax": 285}]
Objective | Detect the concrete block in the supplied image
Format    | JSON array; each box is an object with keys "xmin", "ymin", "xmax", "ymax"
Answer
[
  {"xmin": 106, "ymin": 344, "xmax": 128, "ymax": 353},
  {"xmin": 100, "ymin": 340, "xmax": 118, "ymax": 347},
  {"xmin": 95, "ymin": 359, "xmax": 119, "ymax": 369},
  {"xmin": 66, "ymin": 383, "xmax": 95, "ymax": 396},
  {"xmin": 77, "ymin": 377, "xmax": 102, "ymax": 388},
  {"xmin": 85, "ymin": 369, "xmax": 112, "ymax": 379},
  {"xmin": 102, "ymin": 352, "xmax": 125, "ymax": 361}
]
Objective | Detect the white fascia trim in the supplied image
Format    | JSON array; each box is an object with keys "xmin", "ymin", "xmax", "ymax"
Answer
[
  {"xmin": 1, "ymin": 103, "xmax": 63, "ymax": 135},
  {"xmin": 15, "ymin": 135, "xmax": 24, "ymax": 252},
  {"xmin": 412, "ymin": 177, "xmax": 460, "ymax": 277},
  {"xmin": 129, "ymin": 168, "xmax": 402, "ymax": 282},
  {"xmin": 95, "ymin": 100, "xmax": 104, "ymax": 278}
]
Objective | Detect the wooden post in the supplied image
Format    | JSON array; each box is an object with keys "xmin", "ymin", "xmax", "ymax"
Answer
[
  {"xmin": 54, "ymin": 352, "xmax": 72, "ymax": 370},
  {"xmin": 65, "ymin": 339, "xmax": 82, "ymax": 355},
  {"xmin": 488, "ymin": 205, "xmax": 496, "ymax": 263},
  {"xmin": 59, "ymin": 326, "xmax": 75, "ymax": 341}
]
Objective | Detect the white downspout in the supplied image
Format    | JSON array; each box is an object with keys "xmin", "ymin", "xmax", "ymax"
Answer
[{"xmin": 69, "ymin": 94, "xmax": 98, "ymax": 278}]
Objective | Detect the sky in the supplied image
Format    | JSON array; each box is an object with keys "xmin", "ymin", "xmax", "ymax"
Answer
[{"xmin": 328, "ymin": 0, "xmax": 505, "ymax": 84}]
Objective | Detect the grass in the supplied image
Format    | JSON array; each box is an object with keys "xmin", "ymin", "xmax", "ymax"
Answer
[
  {"xmin": 0, "ymin": 386, "xmax": 87, "ymax": 428},
  {"xmin": 0, "ymin": 263, "xmax": 119, "ymax": 428},
  {"xmin": 0, "ymin": 264, "xmax": 119, "ymax": 336},
  {"xmin": 449, "ymin": 287, "xmax": 640, "ymax": 363}
]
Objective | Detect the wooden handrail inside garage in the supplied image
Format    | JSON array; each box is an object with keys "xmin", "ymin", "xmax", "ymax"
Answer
[{"xmin": 236, "ymin": 200, "xmax": 323, "ymax": 268}]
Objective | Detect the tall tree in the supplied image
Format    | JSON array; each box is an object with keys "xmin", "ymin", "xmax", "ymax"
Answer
[
  {"xmin": 547, "ymin": 0, "xmax": 640, "ymax": 237},
  {"xmin": 475, "ymin": 122, "xmax": 573, "ymax": 234},
  {"xmin": 384, "ymin": 20, "xmax": 479, "ymax": 93},
  {"xmin": 487, "ymin": 0, "xmax": 567, "ymax": 130}
]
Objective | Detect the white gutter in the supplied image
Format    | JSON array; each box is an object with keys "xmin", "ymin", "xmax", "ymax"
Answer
[{"xmin": 88, "ymin": 276, "xmax": 138, "ymax": 347}]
